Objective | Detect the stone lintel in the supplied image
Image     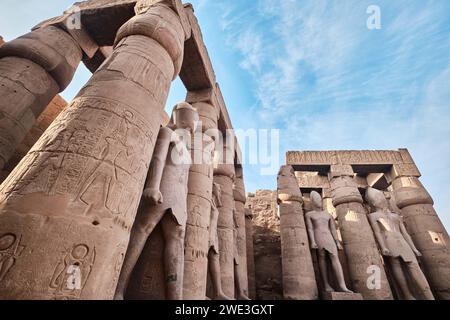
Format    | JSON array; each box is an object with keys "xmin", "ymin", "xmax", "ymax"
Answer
[
  {"xmin": 386, "ymin": 163, "xmax": 421, "ymax": 183},
  {"xmin": 328, "ymin": 164, "xmax": 354, "ymax": 179},
  {"xmin": 179, "ymin": 4, "xmax": 216, "ymax": 91},
  {"xmin": 322, "ymin": 291, "xmax": 363, "ymax": 300}
]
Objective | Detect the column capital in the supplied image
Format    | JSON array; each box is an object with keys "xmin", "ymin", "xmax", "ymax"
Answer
[
  {"xmin": 386, "ymin": 163, "xmax": 421, "ymax": 183},
  {"xmin": 328, "ymin": 164, "xmax": 354, "ymax": 180},
  {"xmin": 277, "ymin": 165, "xmax": 303, "ymax": 203}
]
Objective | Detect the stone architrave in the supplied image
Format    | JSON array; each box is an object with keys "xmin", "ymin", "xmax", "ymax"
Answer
[
  {"xmin": 329, "ymin": 165, "xmax": 393, "ymax": 300},
  {"xmin": 213, "ymin": 145, "xmax": 236, "ymax": 298},
  {"xmin": 277, "ymin": 165, "xmax": 318, "ymax": 300},
  {"xmin": 233, "ymin": 168, "xmax": 249, "ymax": 299},
  {"xmin": 244, "ymin": 208, "xmax": 256, "ymax": 300},
  {"xmin": 389, "ymin": 169, "xmax": 450, "ymax": 300},
  {"xmin": 0, "ymin": 27, "xmax": 82, "ymax": 169},
  {"xmin": 183, "ymin": 94, "xmax": 219, "ymax": 300},
  {"xmin": 0, "ymin": 1, "xmax": 188, "ymax": 299}
]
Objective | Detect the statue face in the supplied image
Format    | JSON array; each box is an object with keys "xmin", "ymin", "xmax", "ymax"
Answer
[
  {"xmin": 310, "ymin": 191, "xmax": 323, "ymax": 210},
  {"xmin": 173, "ymin": 107, "xmax": 199, "ymax": 133},
  {"xmin": 366, "ymin": 187, "xmax": 389, "ymax": 210}
]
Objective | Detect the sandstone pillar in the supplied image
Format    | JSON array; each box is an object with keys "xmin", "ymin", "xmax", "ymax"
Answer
[
  {"xmin": 183, "ymin": 93, "xmax": 219, "ymax": 299},
  {"xmin": 213, "ymin": 145, "xmax": 235, "ymax": 298},
  {"xmin": 329, "ymin": 165, "xmax": 393, "ymax": 300},
  {"xmin": 0, "ymin": 2, "xmax": 188, "ymax": 299},
  {"xmin": 389, "ymin": 165, "xmax": 450, "ymax": 299},
  {"xmin": 277, "ymin": 166, "xmax": 318, "ymax": 300},
  {"xmin": 0, "ymin": 27, "xmax": 82, "ymax": 169},
  {"xmin": 233, "ymin": 167, "xmax": 249, "ymax": 297},
  {"xmin": 244, "ymin": 208, "xmax": 256, "ymax": 299}
]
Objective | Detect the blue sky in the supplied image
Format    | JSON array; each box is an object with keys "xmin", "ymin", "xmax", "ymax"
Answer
[{"xmin": 1, "ymin": 0, "xmax": 449, "ymax": 229}]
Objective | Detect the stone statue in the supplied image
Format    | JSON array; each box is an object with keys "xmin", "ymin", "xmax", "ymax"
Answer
[
  {"xmin": 233, "ymin": 207, "xmax": 251, "ymax": 300},
  {"xmin": 207, "ymin": 182, "xmax": 231, "ymax": 300},
  {"xmin": 366, "ymin": 187, "xmax": 434, "ymax": 300},
  {"xmin": 305, "ymin": 191, "xmax": 352, "ymax": 293},
  {"xmin": 114, "ymin": 102, "xmax": 198, "ymax": 300}
]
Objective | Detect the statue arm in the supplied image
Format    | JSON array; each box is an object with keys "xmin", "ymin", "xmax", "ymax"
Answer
[
  {"xmin": 400, "ymin": 219, "xmax": 421, "ymax": 255},
  {"xmin": 143, "ymin": 127, "xmax": 172, "ymax": 203},
  {"xmin": 369, "ymin": 215, "xmax": 390, "ymax": 255},
  {"xmin": 329, "ymin": 217, "xmax": 343, "ymax": 249},
  {"xmin": 305, "ymin": 213, "xmax": 318, "ymax": 249}
]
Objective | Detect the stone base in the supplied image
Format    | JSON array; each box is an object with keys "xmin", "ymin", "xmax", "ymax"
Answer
[{"xmin": 322, "ymin": 291, "xmax": 363, "ymax": 300}]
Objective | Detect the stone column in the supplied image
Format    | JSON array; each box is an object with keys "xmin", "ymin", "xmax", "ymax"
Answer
[
  {"xmin": 244, "ymin": 207, "xmax": 256, "ymax": 300},
  {"xmin": 0, "ymin": 2, "xmax": 188, "ymax": 299},
  {"xmin": 233, "ymin": 167, "xmax": 249, "ymax": 296},
  {"xmin": 329, "ymin": 165, "xmax": 393, "ymax": 300},
  {"xmin": 0, "ymin": 26, "xmax": 82, "ymax": 169},
  {"xmin": 389, "ymin": 164, "xmax": 450, "ymax": 299},
  {"xmin": 183, "ymin": 92, "xmax": 219, "ymax": 299},
  {"xmin": 277, "ymin": 166, "xmax": 318, "ymax": 300},
  {"xmin": 213, "ymin": 145, "xmax": 236, "ymax": 298}
]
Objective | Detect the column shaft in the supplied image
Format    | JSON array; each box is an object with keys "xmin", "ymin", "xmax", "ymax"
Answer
[
  {"xmin": 0, "ymin": 26, "xmax": 81, "ymax": 168},
  {"xmin": 392, "ymin": 175, "xmax": 450, "ymax": 299},
  {"xmin": 0, "ymin": 4, "xmax": 185, "ymax": 299},
  {"xmin": 278, "ymin": 166, "xmax": 318, "ymax": 300},
  {"xmin": 244, "ymin": 208, "xmax": 256, "ymax": 299},
  {"xmin": 330, "ymin": 166, "xmax": 393, "ymax": 300},
  {"xmin": 213, "ymin": 160, "xmax": 235, "ymax": 298},
  {"xmin": 183, "ymin": 100, "xmax": 218, "ymax": 299},
  {"xmin": 234, "ymin": 174, "xmax": 249, "ymax": 296}
]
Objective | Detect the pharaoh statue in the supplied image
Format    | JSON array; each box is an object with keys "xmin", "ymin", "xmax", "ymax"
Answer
[
  {"xmin": 233, "ymin": 207, "xmax": 251, "ymax": 300},
  {"xmin": 207, "ymin": 182, "xmax": 231, "ymax": 300},
  {"xmin": 114, "ymin": 102, "xmax": 198, "ymax": 300},
  {"xmin": 305, "ymin": 191, "xmax": 353, "ymax": 293},
  {"xmin": 366, "ymin": 187, "xmax": 434, "ymax": 300}
]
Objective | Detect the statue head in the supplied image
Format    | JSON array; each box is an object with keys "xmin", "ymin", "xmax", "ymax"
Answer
[
  {"xmin": 365, "ymin": 187, "xmax": 390, "ymax": 210},
  {"xmin": 212, "ymin": 182, "xmax": 223, "ymax": 207},
  {"xmin": 310, "ymin": 191, "xmax": 323, "ymax": 211},
  {"xmin": 172, "ymin": 102, "xmax": 199, "ymax": 133}
]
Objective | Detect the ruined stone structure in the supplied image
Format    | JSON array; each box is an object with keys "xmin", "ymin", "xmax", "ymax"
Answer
[
  {"xmin": 0, "ymin": 0, "xmax": 248, "ymax": 300},
  {"xmin": 0, "ymin": 1, "xmax": 448, "ymax": 302}
]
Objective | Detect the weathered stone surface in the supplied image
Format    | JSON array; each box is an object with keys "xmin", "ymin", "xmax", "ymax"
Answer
[
  {"xmin": 0, "ymin": 3, "xmax": 185, "ymax": 299},
  {"xmin": 234, "ymin": 194, "xmax": 249, "ymax": 298},
  {"xmin": 244, "ymin": 208, "xmax": 256, "ymax": 300},
  {"xmin": 322, "ymin": 291, "xmax": 363, "ymax": 300},
  {"xmin": 330, "ymin": 175, "xmax": 393, "ymax": 300},
  {"xmin": 392, "ymin": 176, "xmax": 450, "ymax": 300},
  {"xmin": 246, "ymin": 190, "xmax": 283, "ymax": 300},
  {"xmin": 277, "ymin": 166, "xmax": 317, "ymax": 300}
]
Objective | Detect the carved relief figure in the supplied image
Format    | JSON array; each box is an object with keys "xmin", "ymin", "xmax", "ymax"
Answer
[
  {"xmin": 366, "ymin": 187, "xmax": 434, "ymax": 300},
  {"xmin": 114, "ymin": 102, "xmax": 198, "ymax": 300},
  {"xmin": 0, "ymin": 233, "xmax": 25, "ymax": 282},
  {"xmin": 50, "ymin": 244, "xmax": 96, "ymax": 299},
  {"xmin": 233, "ymin": 208, "xmax": 251, "ymax": 300},
  {"xmin": 305, "ymin": 191, "xmax": 352, "ymax": 293},
  {"xmin": 207, "ymin": 182, "xmax": 231, "ymax": 300}
]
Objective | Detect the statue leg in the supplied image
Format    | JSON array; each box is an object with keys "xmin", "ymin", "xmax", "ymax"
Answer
[
  {"xmin": 114, "ymin": 208, "xmax": 164, "ymax": 300},
  {"xmin": 329, "ymin": 254, "xmax": 352, "ymax": 293},
  {"xmin": 234, "ymin": 261, "xmax": 251, "ymax": 300},
  {"xmin": 161, "ymin": 213, "xmax": 186, "ymax": 300},
  {"xmin": 389, "ymin": 257, "xmax": 415, "ymax": 300},
  {"xmin": 318, "ymin": 250, "xmax": 333, "ymax": 292},
  {"xmin": 208, "ymin": 248, "xmax": 232, "ymax": 300},
  {"xmin": 406, "ymin": 261, "xmax": 435, "ymax": 300}
]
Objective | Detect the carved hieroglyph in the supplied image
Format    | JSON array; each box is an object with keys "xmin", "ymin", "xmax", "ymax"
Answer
[
  {"xmin": 0, "ymin": 2, "xmax": 187, "ymax": 299},
  {"xmin": 183, "ymin": 98, "xmax": 218, "ymax": 300},
  {"xmin": 391, "ymin": 175, "xmax": 450, "ymax": 299},
  {"xmin": 329, "ymin": 166, "xmax": 393, "ymax": 300},
  {"xmin": 0, "ymin": 26, "xmax": 81, "ymax": 169},
  {"xmin": 213, "ymin": 146, "xmax": 235, "ymax": 298},
  {"xmin": 277, "ymin": 166, "xmax": 318, "ymax": 300}
]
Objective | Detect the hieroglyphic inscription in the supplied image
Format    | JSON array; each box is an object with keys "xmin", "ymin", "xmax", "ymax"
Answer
[{"xmin": 0, "ymin": 233, "xmax": 25, "ymax": 282}]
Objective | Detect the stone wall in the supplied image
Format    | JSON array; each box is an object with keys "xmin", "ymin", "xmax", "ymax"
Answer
[{"xmin": 246, "ymin": 190, "xmax": 283, "ymax": 300}]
